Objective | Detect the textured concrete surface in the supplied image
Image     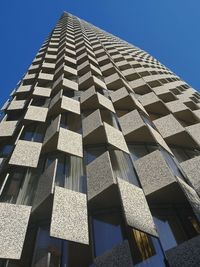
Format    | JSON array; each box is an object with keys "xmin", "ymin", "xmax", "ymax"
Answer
[
  {"xmin": 57, "ymin": 127, "xmax": 83, "ymax": 157},
  {"xmin": 0, "ymin": 203, "xmax": 31, "ymax": 259},
  {"xmin": 97, "ymin": 92, "xmax": 115, "ymax": 112},
  {"xmin": 186, "ymin": 123, "xmax": 200, "ymax": 145},
  {"xmin": 110, "ymin": 87, "xmax": 129, "ymax": 103},
  {"xmin": 82, "ymin": 109, "xmax": 103, "ymax": 138},
  {"xmin": 87, "ymin": 151, "xmax": 116, "ymax": 200},
  {"xmin": 180, "ymin": 156, "xmax": 200, "ymax": 195},
  {"xmin": 134, "ymin": 150, "xmax": 176, "ymax": 195},
  {"xmin": 166, "ymin": 100, "xmax": 188, "ymax": 113},
  {"xmin": 9, "ymin": 140, "xmax": 42, "ymax": 168},
  {"xmin": 119, "ymin": 109, "xmax": 145, "ymax": 135},
  {"xmin": 50, "ymin": 186, "xmax": 89, "ymax": 244},
  {"xmin": 61, "ymin": 95, "xmax": 80, "ymax": 114},
  {"xmin": 0, "ymin": 120, "xmax": 18, "ymax": 137},
  {"xmin": 166, "ymin": 235, "xmax": 200, "ymax": 267},
  {"xmin": 7, "ymin": 100, "xmax": 26, "ymax": 110},
  {"xmin": 24, "ymin": 106, "xmax": 48, "ymax": 122},
  {"xmin": 33, "ymin": 86, "xmax": 51, "ymax": 97},
  {"xmin": 139, "ymin": 92, "xmax": 159, "ymax": 106},
  {"xmin": 117, "ymin": 178, "xmax": 157, "ymax": 236},
  {"xmin": 177, "ymin": 177, "xmax": 200, "ymax": 220},
  {"xmin": 104, "ymin": 122, "xmax": 129, "ymax": 154},
  {"xmin": 80, "ymin": 86, "xmax": 96, "ymax": 103},
  {"xmin": 154, "ymin": 114, "xmax": 185, "ymax": 138},
  {"xmin": 94, "ymin": 241, "xmax": 133, "ymax": 267}
]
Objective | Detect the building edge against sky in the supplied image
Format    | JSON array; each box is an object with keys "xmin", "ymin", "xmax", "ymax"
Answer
[{"xmin": 0, "ymin": 11, "xmax": 200, "ymax": 266}]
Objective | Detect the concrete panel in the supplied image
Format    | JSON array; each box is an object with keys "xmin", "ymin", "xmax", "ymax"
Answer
[
  {"xmin": 0, "ymin": 203, "xmax": 31, "ymax": 259},
  {"xmin": 166, "ymin": 235, "xmax": 200, "ymax": 267},
  {"xmin": 7, "ymin": 100, "xmax": 26, "ymax": 110},
  {"xmin": 104, "ymin": 122, "xmax": 129, "ymax": 153},
  {"xmin": 97, "ymin": 93, "xmax": 115, "ymax": 113},
  {"xmin": 119, "ymin": 109, "xmax": 145, "ymax": 135},
  {"xmin": 139, "ymin": 92, "xmax": 159, "ymax": 106},
  {"xmin": 117, "ymin": 178, "xmax": 157, "ymax": 236},
  {"xmin": 9, "ymin": 140, "xmax": 42, "ymax": 168},
  {"xmin": 80, "ymin": 86, "xmax": 96, "ymax": 103},
  {"xmin": 110, "ymin": 87, "xmax": 129, "ymax": 103},
  {"xmin": 61, "ymin": 95, "xmax": 80, "ymax": 114},
  {"xmin": 57, "ymin": 128, "xmax": 83, "ymax": 157},
  {"xmin": 154, "ymin": 114, "xmax": 185, "ymax": 139},
  {"xmin": 94, "ymin": 241, "xmax": 133, "ymax": 267},
  {"xmin": 180, "ymin": 156, "xmax": 200, "ymax": 195},
  {"xmin": 43, "ymin": 115, "xmax": 60, "ymax": 144},
  {"xmin": 134, "ymin": 150, "xmax": 176, "ymax": 196},
  {"xmin": 0, "ymin": 120, "xmax": 18, "ymax": 137},
  {"xmin": 186, "ymin": 123, "xmax": 200, "ymax": 145},
  {"xmin": 33, "ymin": 86, "xmax": 51, "ymax": 97},
  {"xmin": 82, "ymin": 109, "xmax": 103, "ymax": 138},
  {"xmin": 87, "ymin": 151, "xmax": 116, "ymax": 200},
  {"xmin": 177, "ymin": 177, "xmax": 200, "ymax": 220},
  {"xmin": 24, "ymin": 106, "xmax": 48, "ymax": 122},
  {"xmin": 50, "ymin": 186, "xmax": 89, "ymax": 244},
  {"xmin": 166, "ymin": 100, "xmax": 188, "ymax": 113}
]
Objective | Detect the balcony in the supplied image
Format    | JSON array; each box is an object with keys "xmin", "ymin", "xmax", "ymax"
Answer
[
  {"xmin": 24, "ymin": 105, "xmax": 48, "ymax": 123},
  {"xmin": 0, "ymin": 120, "xmax": 18, "ymax": 137},
  {"xmin": 80, "ymin": 86, "xmax": 115, "ymax": 112},
  {"xmin": 7, "ymin": 99, "xmax": 26, "ymax": 111},
  {"xmin": 33, "ymin": 85, "xmax": 52, "ymax": 97}
]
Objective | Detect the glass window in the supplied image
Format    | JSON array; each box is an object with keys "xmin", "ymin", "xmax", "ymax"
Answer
[
  {"xmin": 171, "ymin": 148, "xmax": 188, "ymax": 163},
  {"xmin": 20, "ymin": 124, "xmax": 45, "ymax": 143},
  {"xmin": 85, "ymin": 146, "xmax": 106, "ymax": 164},
  {"xmin": 129, "ymin": 228, "xmax": 167, "ymax": 267},
  {"xmin": 152, "ymin": 206, "xmax": 200, "ymax": 251},
  {"xmin": 129, "ymin": 145, "xmax": 148, "ymax": 161},
  {"xmin": 109, "ymin": 149, "xmax": 140, "ymax": 186},
  {"xmin": 0, "ymin": 145, "xmax": 13, "ymax": 157},
  {"xmin": 92, "ymin": 211, "xmax": 124, "ymax": 257}
]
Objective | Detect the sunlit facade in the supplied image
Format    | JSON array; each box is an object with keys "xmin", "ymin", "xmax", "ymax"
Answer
[{"xmin": 0, "ymin": 11, "xmax": 200, "ymax": 267}]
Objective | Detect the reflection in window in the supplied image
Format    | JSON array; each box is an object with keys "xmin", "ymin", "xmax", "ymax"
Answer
[
  {"xmin": 92, "ymin": 210, "xmax": 124, "ymax": 257},
  {"xmin": 0, "ymin": 144, "xmax": 13, "ymax": 157},
  {"xmin": 20, "ymin": 123, "xmax": 45, "ymax": 142},
  {"xmin": 109, "ymin": 149, "xmax": 140, "ymax": 186},
  {"xmin": 45, "ymin": 152, "xmax": 86, "ymax": 193},
  {"xmin": 60, "ymin": 113, "xmax": 82, "ymax": 133},
  {"xmin": 171, "ymin": 147, "xmax": 200, "ymax": 163},
  {"xmin": 129, "ymin": 228, "xmax": 167, "ymax": 267},
  {"xmin": 152, "ymin": 206, "xmax": 200, "ymax": 251},
  {"xmin": 129, "ymin": 144, "xmax": 157, "ymax": 161},
  {"xmin": 0, "ymin": 160, "xmax": 44, "ymax": 205},
  {"xmin": 85, "ymin": 146, "xmax": 106, "ymax": 164}
]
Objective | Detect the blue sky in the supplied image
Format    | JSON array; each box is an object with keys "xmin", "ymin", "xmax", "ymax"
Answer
[{"xmin": 1, "ymin": 0, "xmax": 200, "ymax": 107}]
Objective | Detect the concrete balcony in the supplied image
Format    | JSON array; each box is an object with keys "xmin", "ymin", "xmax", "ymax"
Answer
[
  {"xmin": 0, "ymin": 203, "xmax": 31, "ymax": 259},
  {"xmin": 79, "ymin": 71, "xmax": 106, "ymax": 90},
  {"xmin": 119, "ymin": 110, "xmax": 154, "ymax": 142},
  {"xmin": 117, "ymin": 178, "xmax": 157, "ymax": 236},
  {"xmin": 23, "ymin": 73, "xmax": 37, "ymax": 82},
  {"xmin": 129, "ymin": 78, "xmax": 151, "ymax": 94},
  {"xmin": 186, "ymin": 123, "xmax": 200, "ymax": 146},
  {"xmin": 55, "ymin": 62, "xmax": 77, "ymax": 78},
  {"xmin": 166, "ymin": 100, "xmax": 197, "ymax": 124},
  {"xmin": 94, "ymin": 241, "xmax": 133, "ymax": 267},
  {"xmin": 16, "ymin": 85, "xmax": 32, "ymax": 94},
  {"xmin": 7, "ymin": 99, "xmax": 26, "ymax": 111},
  {"xmin": 38, "ymin": 72, "xmax": 54, "ymax": 82},
  {"xmin": 53, "ymin": 74, "xmax": 78, "ymax": 92},
  {"xmin": 50, "ymin": 186, "xmax": 89, "ymax": 244},
  {"xmin": 139, "ymin": 92, "xmax": 170, "ymax": 116},
  {"xmin": 134, "ymin": 150, "xmax": 177, "ymax": 201},
  {"xmin": 33, "ymin": 86, "xmax": 51, "ymax": 97},
  {"xmin": 43, "ymin": 115, "xmax": 83, "ymax": 157},
  {"xmin": 180, "ymin": 156, "xmax": 200, "ymax": 195},
  {"xmin": 9, "ymin": 140, "xmax": 42, "ymax": 168},
  {"xmin": 0, "ymin": 120, "xmax": 18, "ymax": 137},
  {"xmin": 104, "ymin": 73, "xmax": 125, "ymax": 90},
  {"xmin": 154, "ymin": 114, "xmax": 197, "ymax": 147},
  {"xmin": 24, "ymin": 105, "xmax": 48, "ymax": 123},
  {"xmin": 49, "ymin": 90, "xmax": 80, "ymax": 116},
  {"xmin": 80, "ymin": 86, "xmax": 115, "ymax": 112},
  {"xmin": 82, "ymin": 110, "xmax": 129, "ymax": 153},
  {"xmin": 166, "ymin": 235, "xmax": 200, "ymax": 267}
]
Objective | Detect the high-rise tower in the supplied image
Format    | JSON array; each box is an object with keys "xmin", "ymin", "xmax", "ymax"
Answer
[{"xmin": 0, "ymin": 11, "xmax": 200, "ymax": 267}]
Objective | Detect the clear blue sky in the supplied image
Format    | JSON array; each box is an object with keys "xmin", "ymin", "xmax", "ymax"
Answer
[{"xmin": 1, "ymin": 0, "xmax": 200, "ymax": 107}]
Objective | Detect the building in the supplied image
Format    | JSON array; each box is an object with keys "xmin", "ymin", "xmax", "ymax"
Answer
[{"xmin": 0, "ymin": 11, "xmax": 200, "ymax": 267}]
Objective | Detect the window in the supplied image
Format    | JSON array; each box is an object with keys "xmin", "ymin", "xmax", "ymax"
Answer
[
  {"xmin": 0, "ymin": 144, "xmax": 13, "ymax": 157},
  {"xmin": 109, "ymin": 149, "xmax": 140, "ymax": 186},
  {"xmin": 152, "ymin": 206, "xmax": 200, "ymax": 251},
  {"xmin": 60, "ymin": 114, "xmax": 82, "ymax": 133},
  {"xmin": 20, "ymin": 123, "xmax": 45, "ymax": 142},
  {"xmin": 129, "ymin": 144, "xmax": 157, "ymax": 161},
  {"xmin": 92, "ymin": 210, "xmax": 124, "ymax": 256}
]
